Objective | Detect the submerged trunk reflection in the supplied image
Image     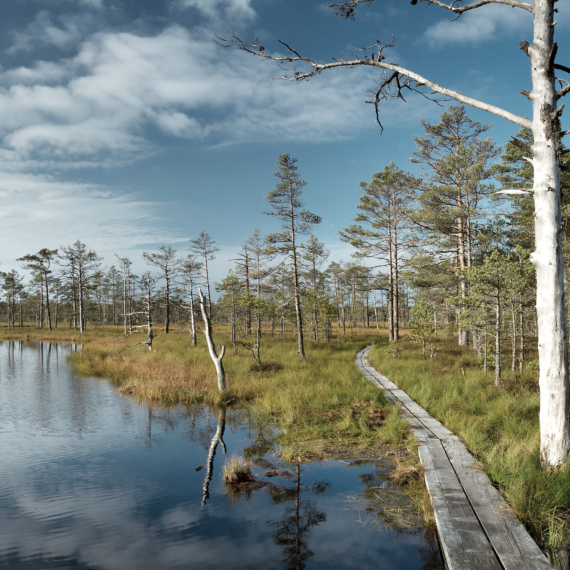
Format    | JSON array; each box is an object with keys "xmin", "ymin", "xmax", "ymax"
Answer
[
  {"xmin": 201, "ymin": 406, "xmax": 227, "ymax": 505},
  {"xmin": 270, "ymin": 464, "xmax": 326, "ymax": 570}
]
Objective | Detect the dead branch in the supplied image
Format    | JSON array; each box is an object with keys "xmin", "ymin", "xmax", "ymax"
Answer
[
  {"xmin": 556, "ymin": 78, "xmax": 570, "ymax": 100},
  {"xmin": 217, "ymin": 33, "xmax": 532, "ymax": 132},
  {"xmin": 510, "ymin": 137, "xmax": 533, "ymax": 154},
  {"xmin": 554, "ymin": 63, "xmax": 570, "ymax": 75},
  {"xmin": 326, "ymin": 0, "xmax": 533, "ymax": 19}
]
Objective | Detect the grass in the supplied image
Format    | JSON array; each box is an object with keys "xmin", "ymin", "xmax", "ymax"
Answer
[
  {"xmin": 368, "ymin": 333, "xmax": 570, "ymax": 548},
  {"xmin": 222, "ymin": 454, "xmax": 255, "ymax": 483}
]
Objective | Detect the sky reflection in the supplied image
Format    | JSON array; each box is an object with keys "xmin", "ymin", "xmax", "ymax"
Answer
[{"xmin": 0, "ymin": 341, "xmax": 442, "ymax": 570}]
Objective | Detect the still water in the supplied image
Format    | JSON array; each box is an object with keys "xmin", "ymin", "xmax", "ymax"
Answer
[{"xmin": 0, "ymin": 342, "xmax": 443, "ymax": 569}]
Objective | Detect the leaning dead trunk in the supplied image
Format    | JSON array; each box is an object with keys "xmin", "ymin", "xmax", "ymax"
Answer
[
  {"xmin": 198, "ymin": 288, "xmax": 226, "ymax": 391},
  {"xmin": 528, "ymin": 0, "xmax": 570, "ymax": 468},
  {"xmin": 202, "ymin": 406, "xmax": 227, "ymax": 505}
]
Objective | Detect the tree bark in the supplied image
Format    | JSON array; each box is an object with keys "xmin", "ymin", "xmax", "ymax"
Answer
[
  {"xmin": 495, "ymin": 287, "xmax": 501, "ymax": 386},
  {"xmin": 198, "ymin": 288, "xmax": 226, "ymax": 391},
  {"xmin": 528, "ymin": 0, "xmax": 570, "ymax": 468}
]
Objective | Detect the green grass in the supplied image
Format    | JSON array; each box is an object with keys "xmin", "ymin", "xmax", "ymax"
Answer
[{"xmin": 368, "ymin": 334, "xmax": 570, "ymax": 547}]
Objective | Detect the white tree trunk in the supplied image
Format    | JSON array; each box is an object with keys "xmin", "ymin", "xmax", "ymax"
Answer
[
  {"xmin": 529, "ymin": 0, "xmax": 570, "ymax": 468},
  {"xmin": 198, "ymin": 288, "xmax": 226, "ymax": 391}
]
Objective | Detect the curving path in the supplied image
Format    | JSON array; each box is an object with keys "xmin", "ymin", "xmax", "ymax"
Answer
[{"xmin": 356, "ymin": 346, "xmax": 553, "ymax": 570}]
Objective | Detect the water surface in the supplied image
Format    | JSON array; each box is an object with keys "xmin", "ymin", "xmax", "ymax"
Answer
[{"xmin": 0, "ymin": 341, "xmax": 443, "ymax": 569}]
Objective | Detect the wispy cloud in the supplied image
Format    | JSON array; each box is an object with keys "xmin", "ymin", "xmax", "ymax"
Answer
[
  {"xmin": 0, "ymin": 25, "xmax": 379, "ymax": 166},
  {"xmin": 175, "ymin": 0, "xmax": 256, "ymax": 22},
  {"xmin": 0, "ymin": 172, "xmax": 178, "ymax": 273},
  {"xmin": 423, "ymin": 4, "xmax": 532, "ymax": 47}
]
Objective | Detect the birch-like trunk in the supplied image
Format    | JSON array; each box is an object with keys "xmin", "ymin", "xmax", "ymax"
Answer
[
  {"xmin": 290, "ymin": 194, "xmax": 305, "ymax": 358},
  {"xmin": 373, "ymin": 290, "xmax": 379, "ymax": 330},
  {"xmin": 44, "ymin": 271, "xmax": 52, "ymax": 331},
  {"xmin": 511, "ymin": 301, "xmax": 517, "ymax": 374},
  {"xmin": 198, "ymin": 288, "xmax": 226, "ymax": 391},
  {"xmin": 164, "ymin": 279, "xmax": 170, "ymax": 334},
  {"xmin": 528, "ymin": 0, "xmax": 570, "ymax": 468},
  {"xmin": 392, "ymin": 211, "xmax": 400, "ymax": 341},
  {"xmin": 188, "ymin": 279, "xmax": 197, "ymax": 347},
  {"xmin": 387, "ymin": 225, "xmax": 394, "ymax": 342},
  {"xmin": 79, "ymin": 269, "xmax": 85, "ymax": 334},
  {"xmin": 495, "ymin": 288, "xmax": 501, "ymax": 386},
  {"xmin": 145, "ymin": 282, "xmax": 154, "ymax": 351},
  {"xmin": 123, "ymin": 267, "xmax": 127, "ymax": 335}
]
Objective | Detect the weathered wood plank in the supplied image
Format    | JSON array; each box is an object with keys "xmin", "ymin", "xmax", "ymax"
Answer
[
  {"xmin": 419, "ymin": 440, "xmax": 501, "ymax": 569},
  {"xmin": 355, "ymin": 347, "xmax": 553, "ymax": 570},
  {"xmin": 442, "ymin": 438, "xmax": 553, "ymax": 570}
]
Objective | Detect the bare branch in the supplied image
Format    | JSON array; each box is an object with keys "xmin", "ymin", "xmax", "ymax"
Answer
[
  {"xmin": 326, "ymin": 0, "xmax": 533, "ymax": 19},
  {"xmin": 217, "ymin": 34, "xmax": 531, "ymax": 132},
  {"xmin": 495, "ymin": 189, "xmax": 534, "ymax": 195},
  {"xmin": 422, "ymin": 0, "xmax": 533, "ymax": 14},
  {"xmin": 554, "ymin": 63, "xmax": 570, "ymax": 75},
  {"xmin": 556, "ymin": 78, "xmax": 570, "ymax": 100},
  {"xmin": 510, "ymin": 137, "xmax": 533, "ymax": 154}
]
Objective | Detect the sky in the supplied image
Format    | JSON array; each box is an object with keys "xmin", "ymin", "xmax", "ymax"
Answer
[{"xmin": 1, "ymin": 0, "xmax": 569, "ymax": 285}]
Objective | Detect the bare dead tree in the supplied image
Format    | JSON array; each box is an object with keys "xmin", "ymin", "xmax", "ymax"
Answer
[
  {"xmin": 219, "ymin": 0, "xmax": 570, "ymax": 469},
  {"xmin": 116, "ymin": 272, "xmax": 156, "ymax": 351},
  {"xmin": 115, "ymin": 255, "xmax": 132, "ymax": 335},
  {"xmin": 198, "ymin": 287, "xmax": 226, "ymax": 391}
]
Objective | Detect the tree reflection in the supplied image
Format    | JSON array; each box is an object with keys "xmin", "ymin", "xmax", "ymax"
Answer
[
  {"xmin": 201, "ymin": 406, "xmax": 227, "ymax": 506},
  {"xmin": 270, "ymin": 465, "xmax": 326, "ymax": 570}
]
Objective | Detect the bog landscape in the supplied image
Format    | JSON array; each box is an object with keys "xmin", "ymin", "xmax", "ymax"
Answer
[{"xmin": 1, "ymin": 0, "xmax": 570, "ymax": 569}]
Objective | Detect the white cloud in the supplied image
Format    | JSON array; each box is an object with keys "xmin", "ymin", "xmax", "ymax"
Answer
[
  {"xmin": 423, "ymin": 4, "xmax": 531, "ymax": 47},
  {"xmin": 0, "ymin": 172, "xmax": 180, "ymax": 273},
  {"xmin": 0, "ymin": 25, "xmax": 379, "ymax": 164},
  {"xmin": 176, "ymin": 0, "xmax": 256, "ymax": 22},
  {"xmin": 0, "ymin": 8, "xmax": 427, "ymax": 272}
]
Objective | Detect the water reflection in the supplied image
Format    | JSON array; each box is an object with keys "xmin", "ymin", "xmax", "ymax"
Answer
[
  {"xmin": 270, "ymin": 465, "xmax": 327, "ymax": 570},
  {"xmin": 202, "ymin": 407, "xmax": 227, "ymax": 505},
  {"xmin": 0, "ymin": 341, "xmax": 443, "ymax": 570}
]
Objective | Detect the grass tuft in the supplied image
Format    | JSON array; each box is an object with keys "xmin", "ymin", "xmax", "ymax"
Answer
[{"xmin": 222, "ymin": 454, "xmax": 255, "ymax": 484}]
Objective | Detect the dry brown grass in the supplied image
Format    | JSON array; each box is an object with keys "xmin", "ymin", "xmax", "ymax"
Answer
[{"xmin": 222, "ymin": 455, "xmax": 255, "ymax": 484}]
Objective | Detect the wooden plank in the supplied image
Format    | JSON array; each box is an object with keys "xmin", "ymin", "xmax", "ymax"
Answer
[
  {"xmin": 354, "ymin": 347, "xmax": 553, "ymax": 570},
  {"xmin": 442, "ymin": 438, "xmax": 552, "ymax": 570},
  {"xmin": 419, "ymin": 440, "xmax": 502, "ymax": 569}
]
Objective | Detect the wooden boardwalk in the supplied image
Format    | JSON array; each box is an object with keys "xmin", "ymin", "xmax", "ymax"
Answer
[{"xmin": 355, "ymin": 346, "xmax": 553, "ymax": 570}]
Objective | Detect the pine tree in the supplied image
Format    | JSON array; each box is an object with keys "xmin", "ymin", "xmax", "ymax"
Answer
[
  {"xmin": 411, "ymin": 105, "xmax": 500, "ymax": 346},
  {"xmin": 340, "ymin": 161, "xmax": 418, "ymax": 341},
  {"xmin": 265, "ymin": 153, "xmax": 321, "ymax": 358}
]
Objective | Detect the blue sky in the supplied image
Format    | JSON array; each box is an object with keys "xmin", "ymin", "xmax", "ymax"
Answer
[{"xmin": 2, "ymin": 0, "xmax": 569, "ymax": 283}]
